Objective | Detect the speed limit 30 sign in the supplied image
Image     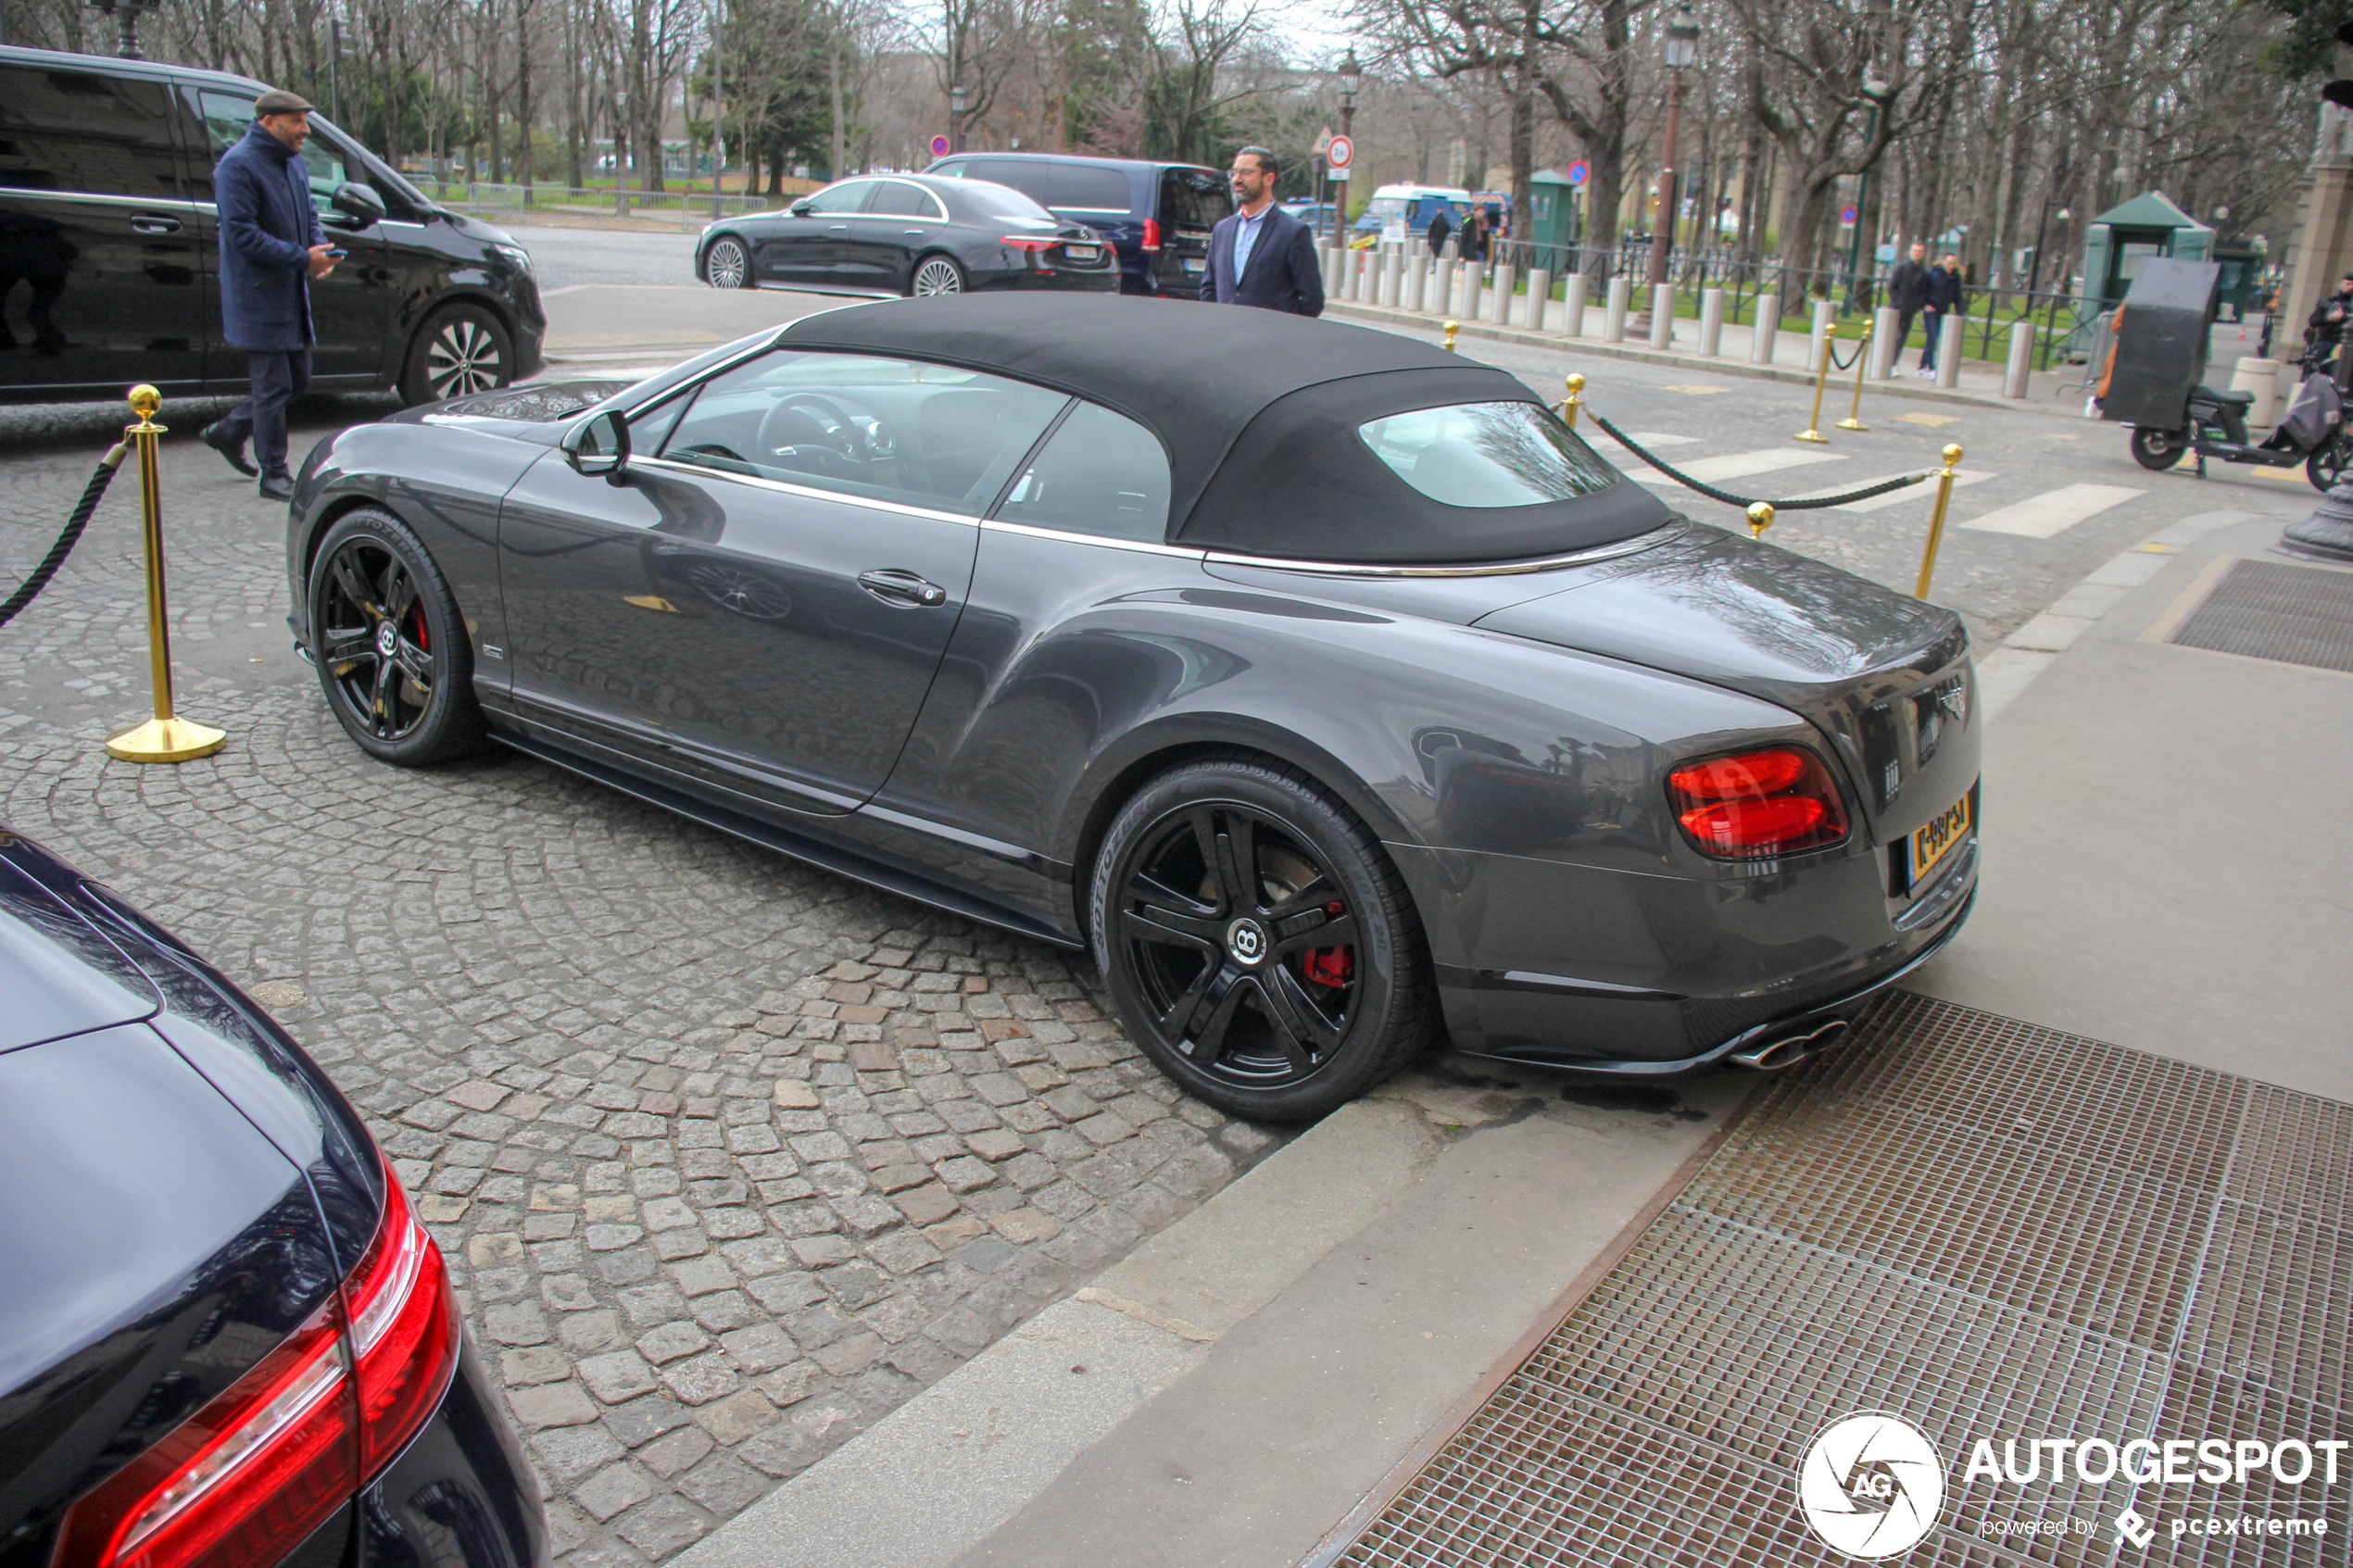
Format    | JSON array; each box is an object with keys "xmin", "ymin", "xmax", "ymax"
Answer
[{"xmin": 1326, "ymin": 134, "xmax": 1353, "ymax": 170}]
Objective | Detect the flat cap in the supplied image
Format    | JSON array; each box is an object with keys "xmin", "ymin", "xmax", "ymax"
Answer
[{"xmin": 253, "ymin": 87, "xmax": 315, "ymax": 115}]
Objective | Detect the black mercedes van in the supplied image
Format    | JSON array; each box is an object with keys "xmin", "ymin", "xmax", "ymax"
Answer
[
  {"xmin": 921, "ymin": 153, "xmax": 1230, "ymax": 298},
  {"xmin": 0, "ymin": 44, "xmax": 543, "ymax": 407}
]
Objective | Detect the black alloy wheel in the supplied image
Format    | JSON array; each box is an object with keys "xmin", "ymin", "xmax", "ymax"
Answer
[
  {"xmin": 307, "ymin": 508, "xmax": 484, "ymax": 765},
  {"xmin": 705, "ymin": 236, "xmax": 752, "ymax": 289},
  {"xmin": 399, "ymin": 304, "xmax": 513, "ymax": 406},
  {"xmin": 1091, "ymin": 757, "xmax": 1439, "ymax": 1121},
  {"xmin": 2308, "ymin": 431, "xmax": 2353, "ymax": 492},
  {"xmin": 2130, "ymin": 426, "xmax": 2188, "ymax": 471}
]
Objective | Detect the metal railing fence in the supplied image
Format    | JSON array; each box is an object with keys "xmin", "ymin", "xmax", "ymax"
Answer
[{"xmin": 412, "ymin": 179, "xmax": 786, "ymax": 224}]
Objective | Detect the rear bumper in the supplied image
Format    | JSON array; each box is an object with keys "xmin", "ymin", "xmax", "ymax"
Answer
[{"xmin": 355, "ymin": 1331, "xmax": 547, "ymax": 1568}]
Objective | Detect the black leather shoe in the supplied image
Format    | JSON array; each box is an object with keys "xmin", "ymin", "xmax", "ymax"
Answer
[
  {"xmin": 201, "ymin": 420, "xmax": 259, "ymax": 477},
  {"xmin": 258, "ymin": 474, "xmax": 294, "ymax": 502}
]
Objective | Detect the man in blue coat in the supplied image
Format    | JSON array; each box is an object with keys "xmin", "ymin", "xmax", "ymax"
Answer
[
  {"xmin": 1200, "ymin": 147, "xmax": 1323, "ymax": 316},
  {"xmin": 199, "ymin": 88, "xmax": 340, "ymax": 501}
]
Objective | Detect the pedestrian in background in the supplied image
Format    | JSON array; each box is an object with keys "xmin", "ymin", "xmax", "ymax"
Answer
[
  {"xmin": 1886, "ymin": 239, "xmax": 1931, "ymax": 373},
  {"xmin": 1426, "ymin": 206, "xmax": 1453, "ymax": 258},
  {"xmin": 1919, "ymin": 252, "xmax": 1964, "ymax": 378},
  {"xmin": 1201, "ymin": 146, "xmax": 1323, "ymax": 316},
  {"xmin": 200, "ymin": 88, "xmax": 340, "ymax": 502},
  {"xmin": 1461, "ymin": 208, "xmax": 1489, "ymax": 268}
]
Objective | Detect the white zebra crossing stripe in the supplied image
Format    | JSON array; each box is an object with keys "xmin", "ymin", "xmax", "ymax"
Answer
[
  {"xmin": 1627, "ymin": 447, "xmax": 1847, "ymax": 486},
  {"xmin": 1958, "ymin": 483, "xmax": 2145, "ymax": 538}
]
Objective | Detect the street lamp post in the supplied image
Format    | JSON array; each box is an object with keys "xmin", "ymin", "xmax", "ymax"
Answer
[
  {"xmin": 1640, "ymin": 5, "xmax": 1700, "ymax": 331},
  {"xmin": 711, "ymin": 0, "xmax": 724, "ymax": 220},
  {"xmin": 1843, "ymin": 74, "xmax": 1891, "ymax": 313},
  {"xmin": 949, "ymin": 84, "xmax": 966, "ymax": 155},
  {"xmin": 87, "ymin": 0, "xmax": 160, "ymax": 59},
  {"xmin": 1332, "ymin": 48, "xmax": 1361, "ymax": 250}
]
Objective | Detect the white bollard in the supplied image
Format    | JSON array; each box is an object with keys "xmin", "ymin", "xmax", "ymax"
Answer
[
  {"xmin": 1871, "ymin": 306, "xmax": 1901, "ymax": 377},
  {"xmin": 1751, "ymin": 291, "xmax": 1780, "ymax": 364},
  {"xmin": 1460, "ymin": 263, "xmax": 1482, "ymax": 322},
  {"xmin": 1562, "ymin": 272, "xmax": 1588, "ymax": 337},
  {"xmin": 1605, "ymin": 277, "xmax": 1631, "ymax": 342},
  {"xmin": 1525, "ymin": 269, "xmax": 1551, "ymax": 331},
  {"xmin": 1321, "ymin": 245, "xmax": 1341, "ymax": 298},
  {"xmin": 2004, "ymin": 320, "xmax": 2036, "ymax": 398},
  {"xmin": 1648, "ymin": 283, "xmax": 1674, "ymax": 348},
  {"xmin": 1698, "ymin": 288, "xmax": 1725, "ymax": 357},
  {"xmin": 1410, "ymin": 253, "xmax": 1430, "ymax": 313},
  {"xmin": 1381, "ymin": 248, "xmax": 1402, "ymax": 307},
  {"xmin": 1490, "ymin": 263, "xmax": 1516, "ymax": 325},
  {"xmin": 1936, "ymin": 314, "xmax": 1964, "ymax": 388},
  {"xmin": 1432, "ymin": 258, "xmax": 1455, "ymax": 317},
  {"xmin": 1809, "ymin": 297, "xmax": 1836, "ymax": 374}
]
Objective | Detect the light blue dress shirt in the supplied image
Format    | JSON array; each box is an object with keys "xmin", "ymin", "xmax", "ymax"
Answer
[{"xmin": 1230, "ymin": 205, "xmax": 1270, "ymax": 285}]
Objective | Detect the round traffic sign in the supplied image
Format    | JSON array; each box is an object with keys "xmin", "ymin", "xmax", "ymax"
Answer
[
  {"xmin": 1566, "ymin": 159, "xmax": 1590, "ymax": 185},
  {"xmin": 1326, "ymin": 134, "xmax": 1353, "ymax": 170},
  {"xmin": 1841, "ymin": 205, "xmax": 1859, "ymax": 224},
  {"xmin": 930, "ymin": 134, "xmax": 951, "ymax": 158}
]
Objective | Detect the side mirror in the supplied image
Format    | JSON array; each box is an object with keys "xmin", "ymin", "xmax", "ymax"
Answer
[
  {"xmin": 563, "ymin": 408, "xmax": 629, "ymax": 477},
  {"xmin": 328, "ymin": 181, "xmax": 386, "ymax": 228},
  {"xmin": 788, "ymin": 199, "xmax": 815, "ymax": 217}
]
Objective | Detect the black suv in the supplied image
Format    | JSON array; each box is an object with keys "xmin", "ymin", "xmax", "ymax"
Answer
[
  {"xmin": 0, "ymin": 44, "xmax": 543, "ymax": 407},
  {"xmin": 922, "ymin": 153, "xmax": 1229, "ymax": 298}
]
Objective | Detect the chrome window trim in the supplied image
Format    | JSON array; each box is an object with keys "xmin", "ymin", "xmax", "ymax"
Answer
[
  {"xmin": 8, "ymin": 189, "xmax": 199, "ymax": 211},
  {"xmin": 980, "ymin": 517, "xmax": 1205, "ymax": 559},
  {"xmin": 872, "ymin": 179, "xmax": 947, "ymax": 221},
  {"xmin": 630, "ymin": 454, "xmax": 985, "ymax": 528},
  {"xmin": 1201, "ymin": 522, "xmax": 1685, "ymax": 579}
]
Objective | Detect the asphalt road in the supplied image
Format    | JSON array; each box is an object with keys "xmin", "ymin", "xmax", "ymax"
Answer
[{"xmin": 509, "ymin": 225, "xmax": 704, "ymax": 289}]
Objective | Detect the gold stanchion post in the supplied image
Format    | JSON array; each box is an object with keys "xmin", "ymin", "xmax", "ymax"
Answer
[
  {"xmin": 1835, "ymin": 320, "xmax": 1873, "ymax": 432},
  {"xmin": 1746, "ymin": 501, "xmax": 1776, "ymax": 540},
  {"xmin": 1914, "ymin": 444, "xmax": 1963, "ymax": 598},
  {"xmin": 1443, "ymin": 320, "xmax": 1459, "ymax": 353},
  {"xmin": 1558, "ymin": 371, "xmax": 1584, "ymax": 430},
  {"xmin": 106, "ymin": 385, "xmax": 227, "ymax": 764},
  {"xmin": 1794, "ymin": 323, "xmax": 1836, "ymax": 443}
]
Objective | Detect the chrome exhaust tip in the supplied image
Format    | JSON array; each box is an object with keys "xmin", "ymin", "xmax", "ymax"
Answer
[{"xmin": 1728, "ymin": 1017, "xmax": 1851, "ymax": 1073}]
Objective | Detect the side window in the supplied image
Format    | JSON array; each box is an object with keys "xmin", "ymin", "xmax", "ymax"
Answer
[
  {"xmin": 968, "ymin": 159, "xmax": 1050, "ymax": 204},
  {"xmin": 998, "ymin": 402, "xmax": 1170, "ymax": 543},
  {"xmin": 656, "ymin": 350, "xmax": 1070, "ymax": 516},
  {"xmin": 195, "ymin": 89, "xmax": 254, "ymax": 159},
  {"xmin": 0, "ymin": 67, "xmax": 182, "ymax": 200},
  {"xmin": 930, "ymin": 160, "xmax": 969, "ymax": 179},
  {"xmin": 1041, "ymin": 163, "xmax": 1132, "ymax": 214},
  {"xmin": 867, "ymin": 181, "xmax": 940, "ymax": 220},
  {"xmin": 299, "ymin": 132, "xmax": 351, "ymax": 214},
  {"xmin": 803, "ymin": 181, "xmax": 873, "ymax": 216}
]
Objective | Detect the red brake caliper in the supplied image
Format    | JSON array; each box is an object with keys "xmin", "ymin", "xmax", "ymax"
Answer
[{"xmin": 1302, "ymin": 900, "xmax": 1353, "ymax": 987}]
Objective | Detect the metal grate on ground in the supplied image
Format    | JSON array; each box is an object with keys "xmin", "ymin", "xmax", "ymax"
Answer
[
  {"xmin": 2169, "ymin": 558, "xmax": 2353, "ymax": 672},
  {"xmin": 1313, "ymin": 992, "xmax": 2353, "ymax": 1568}
]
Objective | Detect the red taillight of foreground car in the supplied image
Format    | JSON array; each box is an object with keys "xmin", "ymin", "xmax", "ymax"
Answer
[
  {"xmin": 1667, "ymin": 746, "xmax": 1849, "ymax": 858},
  {"xmin": 52, "ymin": 1160, "xmax": 459, "ymax": 1568},
  {"xmin": 1141, "ymin": 218, "xmax": 1162, "ymax": 252},
  {"xmin": 1000, "ymin": 236, "xmax": 1056, "ymax": 251}
]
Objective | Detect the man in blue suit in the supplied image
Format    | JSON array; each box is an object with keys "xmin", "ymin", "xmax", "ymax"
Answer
[
  {"xmin": 199, "ymin": 87, "xmax": 340, "ymax": 501},
  {"xmin": 1200, "ymin": 147, "xmax": 1324, "ymax": 316}
]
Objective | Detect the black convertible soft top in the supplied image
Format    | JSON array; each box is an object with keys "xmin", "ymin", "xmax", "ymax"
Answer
[{"xmin": 777, "ymin": 294, "xmax": 1669, "ymax": 565}]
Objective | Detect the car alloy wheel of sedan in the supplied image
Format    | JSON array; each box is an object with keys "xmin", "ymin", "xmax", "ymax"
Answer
[
  {"xmin": 706, "ymin": 237, "xmax": 751, "ymax": 289},
  {"xmin": 426, "ymin": 317, "xmax": 505, "ymax": 398},
  {"xmin": 1093, "ymin": 759, "xmax": 1439, "ymax": 1119},
  {"xmin": 308, "ymin": 508, "xmax": 484, "ymax": 765},
  {"xmin": 912, "ymin": 257, "xmax": 965, "ymax": 295}
]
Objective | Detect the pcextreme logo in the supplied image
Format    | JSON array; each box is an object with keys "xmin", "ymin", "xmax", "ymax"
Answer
[{"xmin": 1796, "ymin": 1413, "xmax": 1945, "ymax": 1559}]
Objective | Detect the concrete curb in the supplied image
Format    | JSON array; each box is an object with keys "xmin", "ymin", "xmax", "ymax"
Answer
[
  {"xmin": 1324, "ymin": 299, "xmax": 2066, "ymax": 414},
  {"xmin": 669, "ymin": 1099, "xmax": 1446, "ymax": 1568}
]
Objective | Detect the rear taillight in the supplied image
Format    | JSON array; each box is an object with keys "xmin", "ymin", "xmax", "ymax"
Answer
[
  {"xmin": 1667, "ymin": 746, "xmax": 1849, "ymax": 858},
  {"xmin": 1000, "ymin": 236, "xmax": 1055, "ymax": 251},
  {"xmin": 1141, "ymin": 217, "xmax": 1162, "ymax": 252},
  {"xmin": 52, "ymin": 1159, "xmax": 459, "ymax": 1568}
]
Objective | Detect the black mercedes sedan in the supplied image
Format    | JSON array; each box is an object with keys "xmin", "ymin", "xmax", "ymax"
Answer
[
  {"xmin": 693, "ymin": 173, "xmax": 1117, "ymax": 297},
  {"xmin": 285, "ymin": 295, "xmax": 1978, "ymax": 1121},
  {"xmin": 0, "ymin": 831, "xmax": 547, "ymax": 1568}
]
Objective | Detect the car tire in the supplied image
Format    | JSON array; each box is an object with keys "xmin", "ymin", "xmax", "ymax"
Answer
[
  {"xmin": 306, "ymin": 507, "xmax": 485, "ymax": 766},
  {"xmin": 2308, "ymin": 432, "xmax": 2353, "ymax": 492},
  {"xmin": 1089, "ymin": 755, "xmax": 1440, "ymax": 1122},
  {"xmin": 705, "ymin": 236, "xmax": 753, "ymax": 289},
  {"xmin": 398, "ymin": 304, "xmax": 513, "ymax": 406},
  {"xmin": 2129, "ymin": 426, "xmax": 2188, "ymax": 470},
  {"xmin": 909, "ymin": 255, "xmax": 966, "ymax": 296}
]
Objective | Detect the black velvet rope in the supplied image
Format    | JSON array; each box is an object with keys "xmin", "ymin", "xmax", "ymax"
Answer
[
  {"xmin": 1587, "ymin": 411, "xmax": 1931, "ymax": 510},
  {"xmin": 0, "ymin": 444, "xmax": 127, "ymax": 631},
  {"xmin": 1828, "ymin": 335, "xmax": 1866, "ymax": 371}
]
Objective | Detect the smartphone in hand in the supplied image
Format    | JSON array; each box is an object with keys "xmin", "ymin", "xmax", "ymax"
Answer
[{"xmin": 325, "ymin": 248, "xmax": 349, "ymax": 257}]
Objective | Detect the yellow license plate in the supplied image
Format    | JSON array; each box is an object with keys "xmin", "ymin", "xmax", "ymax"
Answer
[{"xmin": 1908, "ymin": 791, "xmax": 1971, "ymax": 887}]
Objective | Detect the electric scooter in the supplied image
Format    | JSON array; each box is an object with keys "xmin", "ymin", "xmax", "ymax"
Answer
[{"xmin": 2128, "ymin": 343, "xmax": 2352, "ymax": 492}]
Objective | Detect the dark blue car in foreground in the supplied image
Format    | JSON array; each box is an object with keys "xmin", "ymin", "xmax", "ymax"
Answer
[{"xmin": 0, "ymin": 831, "xmax": 547, "ymax": 1568}]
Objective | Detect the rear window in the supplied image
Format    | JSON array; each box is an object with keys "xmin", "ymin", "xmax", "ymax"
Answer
[
  {"xmin": 1359, "ymin": 402, "xmax": 1619, "ymax": 508},
  {"xmin": 1158, "ymin": 167, "xmax": 1230, "ymax": 230},
  {"xmin": 1041, "ymin": 163, "xmax": 1132, "ymax": 213}
]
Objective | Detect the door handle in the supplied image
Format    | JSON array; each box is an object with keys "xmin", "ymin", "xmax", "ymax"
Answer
[
  {"xmin": 858, "ymin": 570, "xmax": 948, "ymax": 608},
  {"xmin": 904, "ymin": 229, "xmax": 925, "ymax": 236},
  {"xmin": 828, "ymin": 223, "xmax": 851, "ymax": 232},
  {"xmin": 130, "ymin": 214, "xmax": 183, "ymax": 233}
]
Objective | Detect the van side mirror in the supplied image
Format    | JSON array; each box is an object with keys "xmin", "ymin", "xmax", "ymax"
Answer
[
  {"xmin": 563, "ymin": 408, "xmax": 629, "ymax": 477},
  {"xmin": 328, "ymin": 182, "xmax": 386, "ymax": 228}
]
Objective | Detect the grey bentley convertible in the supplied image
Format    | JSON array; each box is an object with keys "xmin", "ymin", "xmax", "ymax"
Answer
[{"xmin": 286, "ymin": 295, "xmax": 1978, "ymax": 1120}]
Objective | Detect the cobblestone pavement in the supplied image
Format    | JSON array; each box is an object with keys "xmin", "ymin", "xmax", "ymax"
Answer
[{"xmin": 0, "ymin": 405, "xmax": 1282, "ymax": 1568}]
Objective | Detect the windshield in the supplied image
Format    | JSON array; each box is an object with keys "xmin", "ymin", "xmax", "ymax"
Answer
[{"xmin": 1359, "ymin": 402, "xmax": 1620, "ymax": 508}]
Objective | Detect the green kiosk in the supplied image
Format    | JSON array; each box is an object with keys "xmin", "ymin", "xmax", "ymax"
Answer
[
  {"xmin": 1526, "ymin": 169, "xmax": 1579, "ymax": 274},
  {"xmin": 2081, "ymin": 191, "xmax": 2214, "ymax": 316}
]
